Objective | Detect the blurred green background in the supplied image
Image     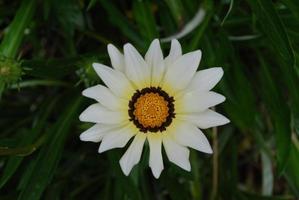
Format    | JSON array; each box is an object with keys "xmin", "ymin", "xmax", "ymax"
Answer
[{"xmin": 0, "ymin": 0, "xmax": 299, "ymax": 199}]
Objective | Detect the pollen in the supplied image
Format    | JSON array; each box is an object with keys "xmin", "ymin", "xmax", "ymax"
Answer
[{"xmin": 133, "ymin": 93, "xmax": 169, "ymax": 128}]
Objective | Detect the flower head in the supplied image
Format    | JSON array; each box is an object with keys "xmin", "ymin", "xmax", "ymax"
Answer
[
  {"xmin": 79, "ymin": 39, "xmax": 229, "ymax": 178},
  {"xmin": 0, "ymin": 57, "xmax": 21, "ymax": 84}
]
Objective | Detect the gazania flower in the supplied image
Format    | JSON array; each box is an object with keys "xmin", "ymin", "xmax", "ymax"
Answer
[{"xmin": 79, "ymin": 39, "xmax": 229, "ymax": 178}]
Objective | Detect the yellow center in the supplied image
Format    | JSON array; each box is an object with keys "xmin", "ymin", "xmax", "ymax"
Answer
[{"xmin": 133, "ymin": 92, "xmax": 169, "ymax": 128}]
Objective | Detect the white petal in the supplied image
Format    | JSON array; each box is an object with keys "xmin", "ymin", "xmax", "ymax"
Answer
[
  {"xmin": 92, "ymin": 63, "xmax": 134, "ymax": 98},
  {"xmin": 176, "ymin": 91, "xmax": 225, "ymax": 113},
  {"xmin": 80, "ymin": 123, "xmax": 117, "ymax": 142},
  {"xmin": 79, "ymin": 103, "xmax": 126, "ymax": 124},
  {"xmin": 164, "ymin": 39, "xmax": 182, "ymax": 66},
  {"xmin": 82, "ymin": 85, "xmax": 126, "ymax": 110},
  {"xmin": 107, "ymin": 44, "xmax": 125, "ymax": 72},
  {"xmin": 170, "ymin": 122, "xmax": 213, "ymax": 154},
  {"xmin": 162, "ymin": 135, "xmax": 191, "ymax": 171},
  {"xmin": 124, "ymin": 43, "xmax": 150, "ymax": 88},
  {"xmin": 147, "ymin": 133, "xmax": 164, "ymax": 178},
  {"xmin": 98, "ymin": 123, "xmax": 136, "ymax": 153},
  {"xmin": 178, "ymin": 109, "xmax": 230, "ymax": 129},
  {"xmin": 145, "ymin": 39, "xmax": 165, "ymax": 86},
  {"xmin": 186, "ymin": 67, "xmax": 224, "ymax": 92},
  {"xmin": 162, "ymin": 50, "xmax": 202, "ymax": 94},
  {"xmin": 119, "ymin": 133, "xmax": 146, "ymax": 176}
]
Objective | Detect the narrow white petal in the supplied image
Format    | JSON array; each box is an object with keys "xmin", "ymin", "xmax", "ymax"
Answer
[
  {"xmin": 147, "ymin": 133, "xmax": 164, "ymax": 178},
  {"xmin": 162, "ymin": 135, "xmax": 191, "ymax": 171},
  {"xmin": 170, "ymin": 122, "xmax": 213, "ymax": 154},
  {"xmin": 79, "ymin": 103, "xmax": 126, "ymax": 124},
  {"xmin": 178, "ymin": 109, "xmax": 230, "ymax": 129},
  {"xmin": 92, "ymin": 63, "xmax": 134, "ymax": 98},
  {"xmin": 164, "ymin": 39, "xmax": 182, "ymax": 66},
  {"xmin": 119, "ymin": 133, "xmax": 146, "ymax": 176},
  {"xmin": 124, "ymin": 43, "xmax": 150, "ymax": 88},
  {"xmin": 98, "ymin": 124, "xmax": 136, "ymax": 153},
  {"xmin": 80, "ymin": 123, "xmax": 118, "ymax": 142},
  {"xmin": 145, "ymin": 39, "xmax": 165, "ymax": 86},
  {"xmin": 186, "ymin": 67, "xmax": 224, "ymax": 92},
  {"xmin": 107, "ymin": 44, "xmax": 125, "ymax": 72},
  {"xmin": 177, "ymin": 91, "xmax": 225, "ymax": 113},
  {"xmin": 162, "ymin": 50, "xmax": 202, "ymax": 94},
  {"xmin": 82, "ymin": 85, "xmax": 126, "ymax": 110}
]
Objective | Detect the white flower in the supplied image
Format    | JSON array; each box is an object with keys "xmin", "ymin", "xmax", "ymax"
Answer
[{"xmin": 79, "ymin": 39, "xmax": 229, "ymax": 178}]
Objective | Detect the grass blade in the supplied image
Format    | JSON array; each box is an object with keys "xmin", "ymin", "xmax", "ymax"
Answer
[
  {"xmin": 18, "ymin": 95, "xmax": 82, "ymax": 200},
  {"xmin": 0, "ymin": 97, "xmax": 58, "ymax": 188},
  {"xmin": 0, "ymin": 0, "xmax": 37, "ymax": 58},
  {"xmin": 247, "ymin": 0, "xmax": 295, "ymax": 67}
]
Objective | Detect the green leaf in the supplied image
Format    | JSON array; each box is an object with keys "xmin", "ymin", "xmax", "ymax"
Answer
[
  {"xmin": 247, "ymin": 0, "xmax": 295, "ymax": 67},
  {"xmin": 284, "ymin": 143, "xmax": 299, "ymax": 196},
  {"xmin": 239, "ymin": 190, "xmax": 294, "ymax": 200},
  {"xmin": 282, "ymin": 0, "xmax": 299, "ymax": 20},
  {"xmin": 0, "ymin": 98, "xmax": 58, "ymax": 188},
  {"xmin": 188, "ymin": 1, "xmax": 213, "ymax": 51},
  {"xmin": 258, "ymin": 55, "xmax": 291, "ymax": 173},
  {"xmin": 87, "ymin": 0, "xmax": 98, "ymax": 11},
  {"xmin": 21, "ymin": 53, "xmax": 102, "ymax": 79},
  {"xmin": 0, "ymin": 135, "xmax": 45, "ymax": 156},
  {"xmin": 204, "ymin": 31, "xmax": 257, "ymax": 131},
  {"xmin": 221, "ymin": 0, "xmax": 234, "ymax": 26},
  {"xmin": 132, "ymin": 0, "xmax": 158, "ymax": 44},
  {"xmin": 18, "ymin": 95, "xmax": 82, "ymax": 200},
  {"xmin": 164, "ymin": 0, "xmax": 185, "ymax": 26},
  {"xmin": 0, "ymin": 0, "xmax": 37, "ymax": 58},
  {"xmin": 99, "ymin": 0, "xmax": 144, "ymax": 49},
  {"xmin": 219, "ymin": 136, "xmax": 238, "ymax": 199}
]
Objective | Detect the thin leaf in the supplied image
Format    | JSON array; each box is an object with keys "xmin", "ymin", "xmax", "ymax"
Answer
[
  {"xmin": 247, "ymin": 0, "xmax": 295, "ymax": 67},
  {"xmin": 0, "ymin": 0, "xmax": 37, "ymax": 58},
  {"xmin": 258, "ymin": 55, "xmax": 291, "ymax": 173},
  {"xmin": 18, "ymin": 95, "xmax": 82, "ymax": 200},
  {"xmin": 99, "ymin": 0, "xmax": 144, "ymax": 49},
  {"xmin": 0, "ymin": 97, "xmax": 58, "ymax": 188},
  {"xmin": 132, "ymin": 0, "xmax": 158, "ymax": 44},
  {"xmin": 284, "ymin": 143, "xmax": 299, "ymax": 196}
]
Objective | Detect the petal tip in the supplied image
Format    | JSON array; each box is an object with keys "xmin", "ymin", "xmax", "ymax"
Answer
[
  {"xmin": 149, "ymin": 39, "xmax": 161, "ymax": 49},
  {"xmin": 79, "ymin": 133, "xmax": 85, "ymax": 141},
  {"xmin": 185, "ymin": 163, "xmax": 191, "ymax": 171},
  {"xmin": 151, "ymin": 167, "xmax": 163, "ymax": 179},
  {"xmin": 119, "ymin": 159, "xmax": 130, "ymax": 176},
  {"xmin": 221, "ymin": 95, "xmax": 226, "ymax": 102},
  {"xmin": 92, "ymin": 63, "xmax": 103, "ymax": 73},
  {"xmin": 206, "ymin": 147, "xmax": 213, "ymax": 154},
  {"xmin": 92, "ymin": 62, "xmax": 100, "ymax": 68},
  {"xmin": 214, "ymin": 67, "xmax": 224, "ymax": 78},
  {"xmin": 107, "ymin": 43, "xmax": 114, "ymax": 49},
  {"xmin": 123, "ymin": 43, "xmax": 132, "ymax": 50},
  {"xmin": 153, "ymin": 172, "xmax": 161, "ymax": 179},
  {"xmin": 171, "ymin": 39, "xmax": 180, "ymax": 45},
  {"xmin": 98, "ymin": 145, "xmax": 106, "ymax": 153},
  {"xmin": 79, "ymin": 132, "xmax": 89, "ymax": 141},
  {"xmin": 79, "ymin": 113, "xmax": 85, "ymax": 122},
  {"xmin": 107, "ymin": 44, "xmax": 113, "ymax": 53},
  {"xmin": 81, "ymin": 88, "xmax": 89, "ymax": 97},
  {"xmin": 107, "ymin": 44, "xmax": 119, "ymax": 54},
  {"xmin": 194, "ymin": 49, "xmax": 202, "ymax": 57},
  {"xmin": 222, "ymin": 116, "xmax": 230, "ymax": 125}
]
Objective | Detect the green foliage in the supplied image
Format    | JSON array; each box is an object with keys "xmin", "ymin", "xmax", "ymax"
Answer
[{"xmin": 0, "ymin": 0, "xmax": 298, "ymax": 199}]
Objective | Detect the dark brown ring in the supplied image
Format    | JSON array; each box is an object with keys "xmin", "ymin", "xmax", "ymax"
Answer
[{"xmin": 128, "ymin": 87, "xmax": 175, "ymax": 133}]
